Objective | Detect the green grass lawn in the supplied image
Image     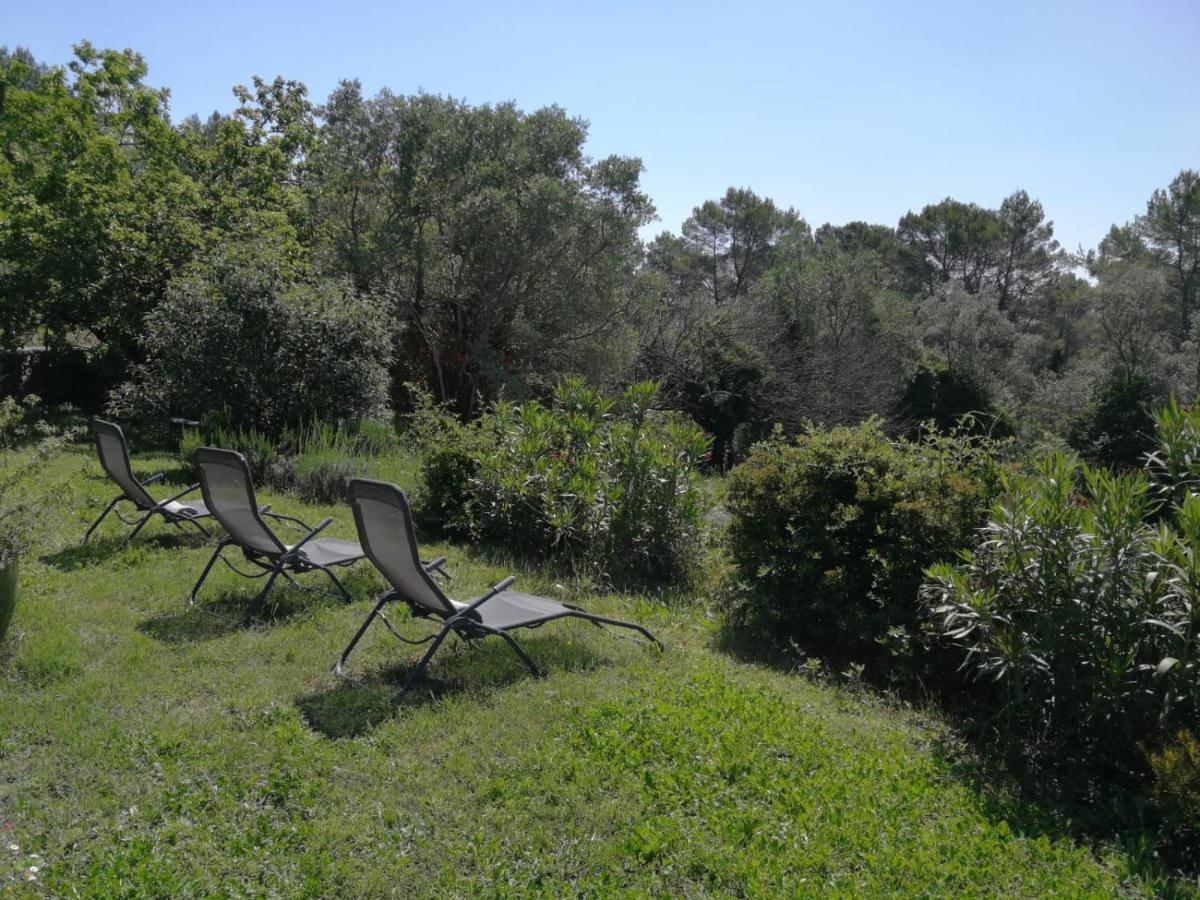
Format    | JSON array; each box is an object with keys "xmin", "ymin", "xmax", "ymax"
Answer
[{"xmin": 0, "ymin": 446, "xmax": 1175, "ymax": 896}]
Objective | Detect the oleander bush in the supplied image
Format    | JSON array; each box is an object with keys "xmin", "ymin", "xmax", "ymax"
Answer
[
  {"xmin": 723, "ymin": 420, "xmax": 1000, "ymax": 679},
  {"xmin": 417, "ymin": 379, "xmax": 710, "ymax": 585},
  {"xmin": 922, "ymin": 450, "xmax": 1200, "ymax": 779}
]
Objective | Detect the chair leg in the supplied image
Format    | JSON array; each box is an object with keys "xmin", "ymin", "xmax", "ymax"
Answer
[
  {"xmin": 333, "ymin": 592, "xmax": 393, "ymax": 676},
  {"xmin": 82, "ymin": 496, "xmax": 122, "ymax": 544},
  {"xmin": 188, "ymin": 539, "xmax": 233, "ymax": 606},
  {"xmin": 392, "ymin": 624, "xmax": 455, "ymax": 704},
  {"xmin": 475, "ymin": 625, "xmax": 543, "ymax": 676},
  {"xmin": 315, "ymin": 564, "xmax": 354, "ymax": 604},
  {"xmin": 247, "ymin": 565, "xmax": 286, "ymax": 617},
  {"xmin": 569, "ymin": 612, "xmax": 663, "ymax": 650},
  {"xmin": 122, "ymin": 510, "xmax": 156, "ymax": 547}
]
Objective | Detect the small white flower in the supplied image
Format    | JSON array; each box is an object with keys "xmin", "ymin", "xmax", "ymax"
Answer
[
  {"xmin": 27, "ymin": 866, "xmax": 38, "ymax": 874},
  {"xmin": 6, "ymin": 843, "xmax": 17, "ymax": 852}
]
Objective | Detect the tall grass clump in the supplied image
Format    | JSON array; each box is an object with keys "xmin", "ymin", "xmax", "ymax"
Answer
[{"xmin": 180, "ymin": 417, "xmax": 399, "ymax": 503}]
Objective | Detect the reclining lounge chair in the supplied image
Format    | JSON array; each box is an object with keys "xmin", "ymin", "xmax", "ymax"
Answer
[
  {"xmin": 187, "ymin": 447, "xmax": 368, "ymax": 614},
  {"xmin": 335, "ymin": 478, "xmax": 663, "ymax": 701},
  {"xmin": 83, "ymin": 419, "xmax": 213, "ymax": 545}
]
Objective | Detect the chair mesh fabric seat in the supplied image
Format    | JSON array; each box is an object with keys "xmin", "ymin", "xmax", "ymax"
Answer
[
  {"xmin": 162, "ymin": 499, "xmax": 209, "ymax": 519},
  {"xmin": 291, "ymin": 537, "xmax": 364, "ymax": 567},
  {"xmin": 455, "ymin": 591, "xmax": 572, "ymax": 630},
  {"xmin": 196, "ymin": 449, "xmax": 285, "ymax": 556},
  {"xmin": 350, "ymin": 479, "xmax": 456, "ymax": 616},
  {"xmin": 91, "ymin": 421, "xmax": 159, "ymax": 509}
]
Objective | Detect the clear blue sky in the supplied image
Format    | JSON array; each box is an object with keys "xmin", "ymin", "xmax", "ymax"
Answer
[{"xmin": 4, "ymin": 0, "xmax": 1198, "ymax": 252}]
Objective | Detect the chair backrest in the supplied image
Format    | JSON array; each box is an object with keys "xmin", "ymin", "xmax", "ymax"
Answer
[
  {"xmin": 90, "ymin": 419, "xmax": 156, "ymax": 509},
  {"xmin": 348, "ymin": 479, "xmax": 456, "ymax": 617},
  {"xmin": 195, "ymin": 448, "xmax": 286, "ymax": 556}
]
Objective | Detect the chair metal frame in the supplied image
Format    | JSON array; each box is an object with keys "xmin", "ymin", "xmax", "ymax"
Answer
[
  {"xmin": 83, "ymin": 419, "xmax": 212, "ymax": 546},
  {"xmin": 335, "ymin": 478, "xmax": 662, "ymax": 701},
  {"xmin": 188, "ymin": 448, "xmax": 366, "ymax": 615}
]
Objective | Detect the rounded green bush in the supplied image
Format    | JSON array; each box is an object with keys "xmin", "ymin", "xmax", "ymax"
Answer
[{"xmin": 725, "ymin": 420, "xmax": 999, "ymax": 678}]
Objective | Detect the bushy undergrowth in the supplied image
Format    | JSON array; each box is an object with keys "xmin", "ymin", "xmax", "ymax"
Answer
[
  {"xmin": 1150, "ymin": 729, "xmax": 1200, "ymax": 861},
  {"xmin": 923, "ymin": 400, "xmax": 1200, "ymax": 853},
  {"xmin": 723, "ymin": 420, "xmax": 999, "ymax": 679},
  {"xmin": 1067, "ymin": 371, "xmax": 1157, "ymax": 469},
  {"xmin": 923, "ymin": 455, "xmax": 1200, "ymax": 776},
  {"xmin": 416, "ymin": 379, "xmax": 710, "ymax": 586},
  {"xmin": 181, "ymin": 418, "xmax": 392, "ymax": 503}
]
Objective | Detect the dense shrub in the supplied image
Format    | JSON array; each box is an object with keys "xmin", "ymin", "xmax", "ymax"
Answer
[
  {"xmin": 417, "ymin": 379, "xmax": 710, "ymax": 585},
  {"xmin": 1144, "ymin": 396, "xmax": 1200, "ymax": 507},
  {"xmin": 108, "ymin": 253, "xmax": 391, "ymax": 435},
  {"xmin": 922, "ymin": 453, "xmax": 1200, "ymax": 777},
  {"xmin": 724, "ymin": 420, "xmax": 999, "ymax": 677},
  {"xmin": 1067, "ymin": 371, "xmax": 1157, "ymax": 469},
  {"xmin": 896, "ymin": 357, "xmax": 1013, "ymax": 439},
  {"xmin": 266, "ymin": 456, "xmax": 366, "ymax": 504}
]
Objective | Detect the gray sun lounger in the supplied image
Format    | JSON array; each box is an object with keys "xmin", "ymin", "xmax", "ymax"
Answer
[
  {"xmin": 187, "ymin": 447, "xmax": 369, "ymax": 614},
  {"xmin": 83, "ymin": 418, "xmax": 213, "ymax": 545},
  {"xmin": 335, "ymin": 478, "xmax": 662, "ymax": 701}
]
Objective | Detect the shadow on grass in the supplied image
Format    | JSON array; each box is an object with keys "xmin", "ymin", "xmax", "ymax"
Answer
[
  {"xmin": 42, "ymin": 529, "xmax": 208, "ymax": 571},
  {"xmin": 298, "ymin": 633, "xmax": 611, "ymax": 739},
  {"xmin": 137, "ymin": 569, "xmax": 379, "ymax": 644},
  {"xmin": 712, "ymin": 614, "xmax": 1196, "ymax": 893},
  {"xmin": 925, "ymin": 738, "xmax": 1194, "ymax": 897}
]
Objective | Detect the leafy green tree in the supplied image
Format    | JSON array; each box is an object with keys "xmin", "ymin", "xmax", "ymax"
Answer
[
  {"xmin": 994, "ymin": 190, "xmax": 1062, "ymax": 315},
  {"xmin": 676, "ymin": 187, "xmax": 801, "ymax": 304},
  {"xmin": 1098, "ymin": 171, "xmax": 1200, "ymax": 341},
  {"xmin": 642, "ymin": 315, "xmax": 766, "ymax": 469},
  {"xmin": 748, "ymin": 246, "xmax": 915, "ymax": 429},
  {"xmin": 897, "ymin": 191, "xmax": 1061, "ymax": 311},
  {"xmin": 0, "ymin": 43, "xmax": 203, "ymax": 373},
  {"xmin": 308, "ymin": 87, "xmax": 653, "ymax": 416},
  {"xmin": 897, "ymin": 197, "xmax": 1002, "ymax": 295},
  {"xmin": 109, "ymin": 240, "xmax": 391, "ymax": 434},
  {"xmin": 1141, "ymin": 171, "xmax": 1200, "ymax": 340},
  {"xmin": 895, "ymin": 357, "xmax": 1006, "ymax": 437},
  {"xmin": 1090, "ymin": 263, "xmax": 1171, "ymax": 380}
]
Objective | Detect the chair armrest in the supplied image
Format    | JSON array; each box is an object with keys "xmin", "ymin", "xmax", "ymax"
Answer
[
  {"xmin": 263, "ymin": 510, "xmax": 314, "ymax": 531},
  {"xmin": 141, "ymin": 473, "xmax": 165, "ymax": 486},
  {"xmin": 282, "ymin": 517, "xmax": 333, "ymax": 558},
  {"xmin": 422, "ymin": 556, "xmax": 451, "ymax": 581},
  {"xmin": 450, "ymin": 575, "xmax": 516, "ymax": 622}
]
